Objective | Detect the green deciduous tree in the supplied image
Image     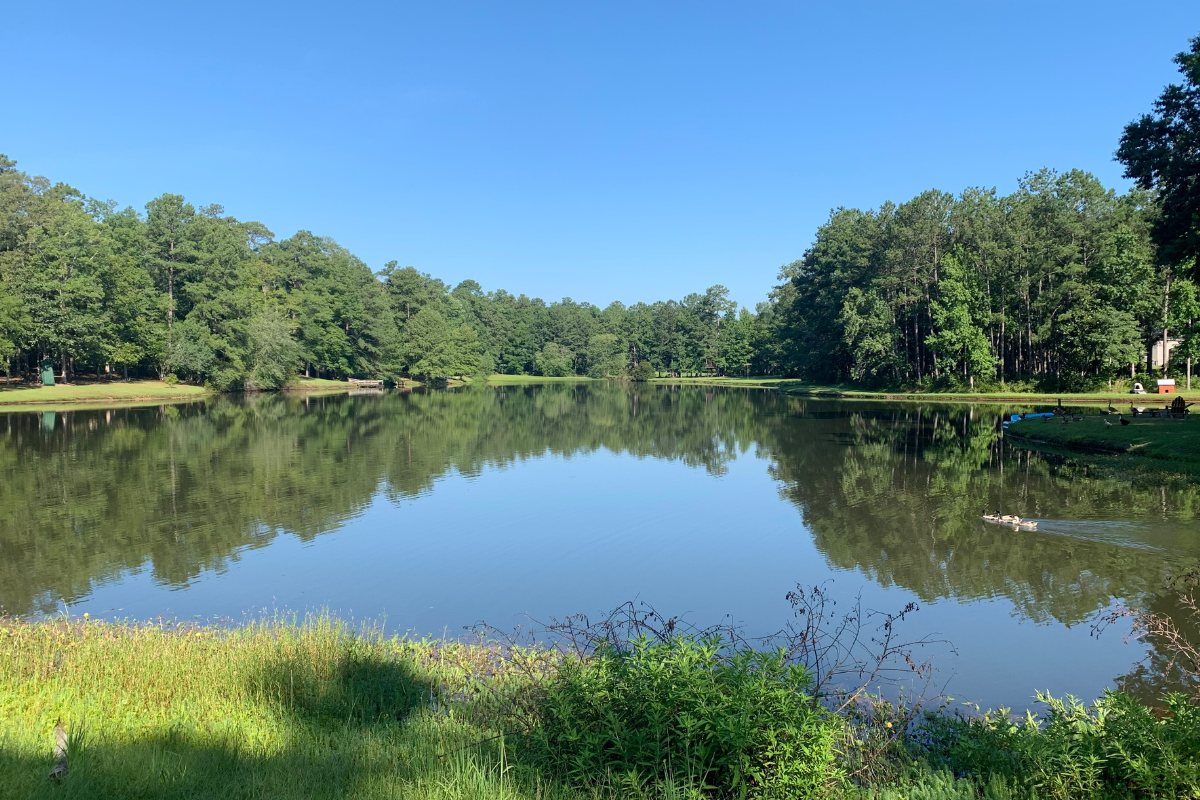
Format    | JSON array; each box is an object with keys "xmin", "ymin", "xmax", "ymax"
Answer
[
  {"xmin": 403, "ymin": 307, "xmax": 454, "ymax": 380},
  {"xmin": 246, "ymin": 308, "xmax": 301, "ymax": 390},
  {"xmin": 535, "ymin": 342, "xmax": 575, "ymax": 377},
  {"xmin": 717, "ymin": 309, "xmax": 755, "ymax": 376},
  {"xmin": 925, "ymin": 252, "xmax": 996, "ymax": 387},
  {"xmin": 0, "ymin": 285, "xmax": 29, "ymax": 383},
  {"xmin": 586, "ymin": 333, "xmax": 625, "ymax": 378},
  {"xmin": 839, "ymin": 288, "xmax": 898, "ymax": 383}
]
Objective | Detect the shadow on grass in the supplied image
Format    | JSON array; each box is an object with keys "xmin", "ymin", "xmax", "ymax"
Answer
[{"xmin": 0, "ymin": 647, "xmax": 518, "ymax": 800}]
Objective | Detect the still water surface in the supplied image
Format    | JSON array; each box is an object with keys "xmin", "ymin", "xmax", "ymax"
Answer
[{"xmin": 3, "ymin": 384, "xmax": 1199, "ymax": 710}]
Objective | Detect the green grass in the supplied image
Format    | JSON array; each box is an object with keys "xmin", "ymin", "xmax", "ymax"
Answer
[
  {"xmin": 649, "ymin": 376, "xmax": 790, "ymax": 387},
  {"xmin": 485, "ymin": 374, "xmax": 595, "ymax": 384},
  {"xmin": 0, "ymin": 380, "xmax": 209, "ymax": 408},
  {"xmin": 0, "ymin": 615, "xmax": 592, "ymax": 800},
  {"xmin": 776, "ymin": 381, "xmax": 1200, "ymax": 405},
  {"xmin": 292, "ymin": 377, "xmax": 357, "ymax": 387},
  {"xmin": 482, "ymin": 373, "xmax": 1200, "ymax": 403},
  {"xmin": 1006, "ymin": 413, "xmax": 1200, "ymax": 482},
  {"xmin": 4, "ymin": 616, "xmax": 1199, "ymax": 799},
  {"xmin": 1007, "ymin": 414, "xmax": 1200, "ymax": 461}
]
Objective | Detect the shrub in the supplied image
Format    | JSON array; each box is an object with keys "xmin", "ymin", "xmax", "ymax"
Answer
[
  {"xmin": 631, "ymin": 362, "xmax": 655, "ymax": 382},
  {"xmin": 528, "ymin": 634, "xmax": 841, "ymax": 799},
  {"xmin": 914, "ymin": 691, "xmax": 1200, "ymax": 800},
  {"xmin": 163, "ymin": 373, "xmax": 178, "ymax": 386}
]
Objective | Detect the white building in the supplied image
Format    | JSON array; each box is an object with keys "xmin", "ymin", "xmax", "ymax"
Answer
[{"xmin": 1151, "ymin": 337, "xmax": 1183, "ymax": 369}]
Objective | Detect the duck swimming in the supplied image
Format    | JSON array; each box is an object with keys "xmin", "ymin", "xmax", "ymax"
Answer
[{"xmin": 981, "ymin": 513, "xmax": 1038, "ymax": 530}]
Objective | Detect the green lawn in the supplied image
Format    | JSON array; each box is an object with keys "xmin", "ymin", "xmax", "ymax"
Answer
[
  {"xmin": 649, "ymin": 376, "xmax": 790, "ymax": 387},
  {"xmin": 776, "ymin": 381, "xmax": 1200, "ymax": 405},
  {"xmin": 482, "ymin": 373, "xmax": 1200, "ymax": 403},
  {"xmin": 0, "ymin": 616, "xmax": 569, "ymax": 800},
  {"xmin": 0, "ymin": 380, "xmax": 209, "ymax": 407},
  {"xmin": 1007, "ymin": 412, "xmax": 1200, "ymax": 461},
  {"xmin": 290, "ymin": 377, "xmax": 354, "ymax": 387},
  {"xmin": 8, "ymin": 375, "xmax": 1193, "ymax": 410},
  {"xmin": 484, "ymin": 374, "xmax": 595, "ymax": 384}
]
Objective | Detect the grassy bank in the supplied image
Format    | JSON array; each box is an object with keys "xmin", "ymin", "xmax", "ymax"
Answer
[
  {"xmin": 482, "ymin": 373, "xmax": 1200, "ymax": 405},
  {"xmin": 0, "ymin": 616, "xmax": 545, "ymax": 800},
  {"xmin": 776, "ymin": 380, "xmax": 1200, "ymax": 405},
  {"xmin": 650, "ymin": 376, "xmax": 789, "ymax": 388},
  {"xmin": 485, "ymin": 374, "xmax": 595, "ymax": 384},
  {"xmin": 289, "ymin": 378, "xmax": 423, "ymax": 392},
  {"xmin": 2, "ymin": 374, "xmax": 1194, "ymax": 411},
  {"xmin": 4, "ymin": 615, "xmax": 1199, "ymax": 799},
  {"xmin": 1006, "ymin": 414, "xmax": 1200, "ymax": 480},
  {"xmin": 0, "ymin": 380, "xmax": 209, "ymax": 408}
]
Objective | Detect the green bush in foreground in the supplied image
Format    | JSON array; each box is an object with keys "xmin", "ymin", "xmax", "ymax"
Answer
[
  {"xmin": 915, "ymin": 692, "xmax": 1200, "ymax": 799},
  {"xmin": 528, "ymin": 635, "xmax": 840, "ymax": 799}
]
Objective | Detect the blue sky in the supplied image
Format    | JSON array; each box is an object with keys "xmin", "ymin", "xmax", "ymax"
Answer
[{"xmin": 4, "ymin": 2, "xmax": 1199, "ymax": 308}]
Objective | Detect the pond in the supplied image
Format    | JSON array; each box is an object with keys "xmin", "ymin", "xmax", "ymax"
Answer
[{"xmin": 3, "ymin": 384, "xmax": 1198, "ymax": 711}]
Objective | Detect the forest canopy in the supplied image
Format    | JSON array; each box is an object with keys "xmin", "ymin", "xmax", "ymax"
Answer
[{"xmin": 3, "ymin": 36, "xmax": 1200, "ymax": 391}]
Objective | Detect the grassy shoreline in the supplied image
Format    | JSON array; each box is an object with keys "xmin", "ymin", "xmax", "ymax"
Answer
[
  {"xmin": 0, "ymin": 380, "xmax": 210, "ymax": 408},
  {"xmin": 4, "ymin": 615, "xmax": 1198, "ymax": 799},
  {"xmin": 484, "ymin": 374, "xmax": 595, "ymax": 384},
  {"xmin": 774, "ymin": 380, "xmax": 1200, "ymax": 405},
  {"xmin": 4, "ymin": 374, "xmax": 1197, "ymax": 411},
  {"xmin": 0, "ymin": 616, "xmax": 528, "ymax": 800},
  {"xmin": 1006, "ymin": 414, "xmax": 1200, "ymax": 479}
]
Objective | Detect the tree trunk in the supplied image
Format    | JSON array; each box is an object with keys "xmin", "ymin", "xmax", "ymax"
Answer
[
  {"xmin": 167, "ymin": 260, "xmax": 174, "ymax": 330},
  {"xmin": 1162, "ymin": 274, "xmax": 1172, "ymax": 375},
  {"xmin": 1000, "ymin": 314, "xmax": 1006, "ymax": 382}
]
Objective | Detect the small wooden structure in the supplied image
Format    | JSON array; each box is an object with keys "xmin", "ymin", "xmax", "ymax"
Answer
[
  {"xmin": 348, "ymin": 378, "xmax": 385, "ymax": 389},
  {"xmin": 1158, "ymin": 379, "xmax": 1176, "ymax": 394}
]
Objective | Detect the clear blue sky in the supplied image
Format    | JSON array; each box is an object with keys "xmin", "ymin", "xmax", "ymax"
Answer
[{"xmin": 4, "ymin": 2, "xmax": 1199, "ymax": 309}]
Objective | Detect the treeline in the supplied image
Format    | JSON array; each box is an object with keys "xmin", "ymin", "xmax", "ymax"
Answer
[
  {"xmin": 764, "ymin": 169, "xmax": 1198, "ymax": 389},
  {"xmin": 0, "ymin": 154, "xmax": 1194, "ymax": 391},
  {"xmin": 0, "ymin": 154, "xmax": 760, "ymax": 388}
]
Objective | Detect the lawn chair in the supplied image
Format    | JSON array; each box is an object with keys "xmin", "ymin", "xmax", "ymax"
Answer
[{"xmin": 1169, "ymin": 396, "xmax": 1193, "ymax": 418}]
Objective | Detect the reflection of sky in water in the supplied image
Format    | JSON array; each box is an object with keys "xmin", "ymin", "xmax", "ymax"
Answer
[{"xmin": 70, "ymin": 446, "xmax": 1147, "ymax": 713}]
